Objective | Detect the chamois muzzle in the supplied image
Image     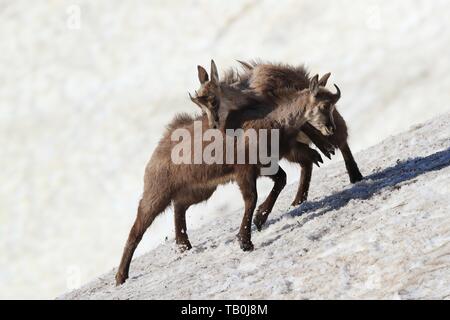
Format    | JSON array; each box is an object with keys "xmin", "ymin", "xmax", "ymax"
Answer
[
  {"xmin": 322, "ymin": 125, "xmax": 335, "ymax": 136},
  {"xmin": 325, "ymin": 123, "xmax": 336, "ymax": 136}
]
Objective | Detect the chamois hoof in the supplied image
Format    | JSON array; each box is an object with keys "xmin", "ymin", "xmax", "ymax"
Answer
[
  {"xmin": 115, "ymin": 272, "xmax": 128, "ymax": 286},
  {"xmin": 326, "ymin": 147, "xmax": 336, "ymax": 158},
  {"xmin": 253, "ymin": 213, "xmax": 268, "ymax": 232},
  {"xmin": 291, "ymin": 196, "xmax": 306, "ymax": 207},
  {"xmin": 239, "ymin": 240, "xmax": 254, "ymax": 252},
  {"xmin": 310, "ymin": 149, "xmax": 323, "ymax": 167},
  {"xmin": 319, "ymin": 145, "xmax": 335, "ymax": 160},
  {"xmin": 349, "ymin": 172, "xmax": 363, "ymax": 184},
  {"xmin": 291, "ymin": 200, "xmax": 305, "ymax": 207},
  {"xmin": 176, "ymin": 240, "xmax": 192, "ymax": 252}
]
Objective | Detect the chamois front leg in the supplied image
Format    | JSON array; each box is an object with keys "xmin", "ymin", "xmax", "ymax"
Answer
[
  {"xmin": 254, "ymin": 167, "xmax": 287, "ymax": 231},
  {"xmin": 236, "ymin": 169, "xmax": 258, "ymax": 251}
]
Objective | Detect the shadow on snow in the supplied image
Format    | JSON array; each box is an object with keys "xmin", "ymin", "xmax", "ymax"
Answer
[{"xmin": 286, "ymin": 147, "xmax": 450, "ymax": 225}]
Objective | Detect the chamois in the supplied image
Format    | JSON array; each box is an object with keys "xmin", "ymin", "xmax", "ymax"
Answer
[
  {"xmin": 199, "ymin": 61, "xmax": 363, "ymax": 229},
  {"xmin": 115, "ymin": 60, "xmax": 340, "ymax": 285},
  {"xmin": 237, "ymin": 60, "xmax": 363, "ymax": 187}
]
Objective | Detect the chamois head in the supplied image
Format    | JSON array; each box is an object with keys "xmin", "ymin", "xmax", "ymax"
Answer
[
  {"xmin": 189, "ymin": 60, "xmax": 221, "ymax": 129},
  {"xmin": 303, "ymin": 74, "xmax": 341, "ymax": 136}
]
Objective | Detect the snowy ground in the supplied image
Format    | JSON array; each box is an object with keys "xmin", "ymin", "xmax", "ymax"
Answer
[
  {"xmin": 61, "ymin": 113, "xmax": 450, "ymax": 300},
  {"xmin": 1, "ymin": 0, "xmax": 450, "ymax": 299}
]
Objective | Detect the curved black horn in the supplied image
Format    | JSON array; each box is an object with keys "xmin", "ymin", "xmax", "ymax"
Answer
[{"xmin": 333, "ymin": 84, "xmax": 341, "ymax": 101}]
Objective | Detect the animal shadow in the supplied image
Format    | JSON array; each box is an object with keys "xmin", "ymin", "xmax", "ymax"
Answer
[{"xmin": 287, "ymin": 147, "xmax": 450, "ymax": 223}]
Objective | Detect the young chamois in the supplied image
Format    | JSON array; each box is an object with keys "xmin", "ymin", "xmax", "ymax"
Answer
[
  {"xmin": 193, "ymin": 62, "xmax": 346, "ymax": 230},
  {"xmin": 237, "ymin": 60, "xmax": 363, "ymax": 188},
  {"xmin": 115, "ymin": 60, "xmax": 341, "ymax": 285},
  {"xmin": 197, "ymin": 61, "xmax": 363, "ymax": 230}
]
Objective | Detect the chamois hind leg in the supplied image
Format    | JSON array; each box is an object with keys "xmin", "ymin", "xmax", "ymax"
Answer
[
  {"xmin": 173, "ymin": 187, "xmax": 216, "ymax": 252},
  {"xmin": 115, "ymin": 195, "xmax": 170, "ymax": 286},
  {"xmin": 236, "ymin": 168, "xmax": 258, "ymax": 251},
  {"xmin": 254, "ymin": 167, "xmax": 287, "ymax": 231},
  {"xmin": 339, "ymin": 142, "xmax": 363, "ymax": 183}
]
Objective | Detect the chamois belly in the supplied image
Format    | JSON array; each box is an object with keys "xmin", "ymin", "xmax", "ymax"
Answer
[{"xmin": 195, "ymin": 173, "xmax": 236, "ymax": 189}]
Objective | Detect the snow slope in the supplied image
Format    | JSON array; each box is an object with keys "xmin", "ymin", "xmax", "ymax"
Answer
[
  {"xmin": 61, "ymin": 113, "xmax": 450, "ymax": 300},
  {"xmin": 2, "ymin": 0, "xmax": 450, "ymax": 299}
]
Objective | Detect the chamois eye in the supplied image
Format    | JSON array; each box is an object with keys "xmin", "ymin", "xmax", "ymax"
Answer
[{"xmin": 210, "ymin": 97, "xmax": 219, "ymax": 109}]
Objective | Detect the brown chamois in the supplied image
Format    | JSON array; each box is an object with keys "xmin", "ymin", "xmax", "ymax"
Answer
[
  {"xmin": 115, "ymin": 60, "xmax": 340, "ymax": 285},
  {"xmin": 194, "ymin": 61, "xmax": 349, "ymax": 229},
  {"xmin": 224, "ymin": 61, "xmax": 363, "ymax": 226},
  {"xmin": 237, "ymin": 60, "xmax": 363, "ymax": 187},
  {"xmin": 191, "ymin": 63, "xmax": 337, "ymax": 230}
]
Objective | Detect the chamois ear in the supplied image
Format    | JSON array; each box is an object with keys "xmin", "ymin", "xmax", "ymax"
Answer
[
  {"xmin": 236, "ymin": 60, "xmax": 254, "ymax": 71},
  {"xmin": 210, "ymin": 60, "xmax": 219, "ymax": 84},
  {"xmin": 318, "ymin": 73, "xmax": 331, "ymax": 87},
  {"xmin": 197, "ymin": 65, "xmax": 209, "ymax": 84},
  {"xmin": 310, "ymin": 74, "xmax": 320, "ymax": 96}
]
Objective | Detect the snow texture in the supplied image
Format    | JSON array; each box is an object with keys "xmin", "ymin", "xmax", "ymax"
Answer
[
  {"xmin": 61, "ymin": 113, "xmax": 450, "ymax": 300},
  {"xmin": 1, "ymin": 0, "xmax": 450, "ymax": 299}
]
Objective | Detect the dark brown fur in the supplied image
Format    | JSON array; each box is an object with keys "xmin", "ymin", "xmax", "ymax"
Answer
[
  {"xmin": 234, "ymin": 61, "xmax": 363, "ymax": 211},
  {"xmin": 115, "ymin": 63, "xmax": 339, "ymax": 285}
]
